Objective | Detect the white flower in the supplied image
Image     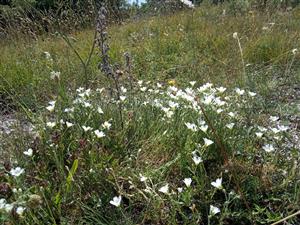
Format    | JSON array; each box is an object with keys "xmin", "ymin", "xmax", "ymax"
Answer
[
  {"xmin": 97, "ymin": 107, "xmax": 104, "ymax": 114},
  {"xmin": 64, "ymin": 107, "xmax": 74, "ymax": 113},
  {"xmin": 139, "ymin": 174, "xmax": 148, "ymax": 182},
  {"xmin": 235, "ymin": 88, "xmax": 245, "ymax": 95},
  {"xmin": 278, "ymin": 125, "xmax": 289, "ymax": 132},
  {"xmin": 0, "ymin": 199, "xmax": 6, "ymax": 209},
  {"xmin": 226, "ymin": 123, "xmax": 235, "ymax": 130},
  {"xmin": 189, "ymin": 81, "xmax": 196, "ymax": 86},
  {"xmin": 10, "ymin": 167, "xmax": 25, "ymax": 177},
  {"xmin": 66, "ymin": 122, "xmax": 73, "ymax": 128},
  {"xmin": 140, "ymin": 87, "xmax": 147, "ymax": 92},
  {"xmin": 16, "ymin": 206, "xmax": 25, "ymax": 215},
  {"xmin": 102, "ymin": 121, "xmax": 112, "ymax": 130},
  {"xmin": 82, "ymin": 126, "xmax": 92, "ymax": 132},
  {"xmin": 211, "ymin": 178, "xmax": 222, "ymax": 189},
  {"xmin": 216, "ymin": 109, "xmax": 224, "ymax": 114},
  {"xmin": 270, "ymin": 116, "xmax": 279, "ymax": 122},
  {"xmin": 177, "ymin": 187, "xmax": 183, "ymax": 193},
  {"xmin": 94, "ymin": 130, "xmax": 105, "ymax": 138},
  {"xmin": 185, "ymin": 122, "xmax": 198, "ymax": 132},
  {"xmin": 233, "ymin": 32, "xmax": 238, "ymax": 39},
  {"xmin": 258, "ymin": 126, "xmax": 267, "ymax": 132},
  {"xmin": 50, "ymin": 71, "xmax": 60, "ymax": 80},
  {"xmin": 23, "ymin": 148, "xmax": 33, "ymax": 157},
  {"xmin": 168, "ymin": 101, "xmax": 179, "ymax": 109},
  {"xmin": 180, "ymin": 0, "xmax": 194, "ymax": 8},
  {"xmin": 216, "ymin": 87, "xmax": 226, "ymax": 93},
  {"xmin": 255, "ymin": 132, "xmax": 263, "ymax": 138},
  {"xmin": 210, "ymin": 205, "xmax": 220, "ymax": 216},
  {"xmin": 159, "ymin": 184, "xmax": 169, "ymax": 194},
  {"xmin": 120, "ymin": 96, "xmax": 126, "ymax": 101},
  {"xmin": 203, "ymin": 138, "xmax": 214, "ymax": 147},
  {"xmin": 183, "ymin": 178, "xmax": 192, "ymax": 187},
  {"xmin": 262, "ymin": 144, "xmax": 275, "ymax": 153},
  {"xmin": 192, "ymin": 155, "xmax": 203, "ymax": 165},
  {"xmin": 44, "ymin": 51, "xmax": 51, "ymax": 60},
  {"xmin": 4, "ymin": 203, "xmax": 13, "ymax": 213},
  {"xmin": 248, "ymin": 91, "xmax": 257, "ymax": 97},
  {"xmin": 110, "ymin": 196, "xmax": 122, "ymax": 207},
  {"xmin": 292, "ymin": 48, "xmax": 298, "ymax": 55},
  {"xmin": 121, "ymin": 86, "xmax": 127, "ymax": 93},
  {"xmin": 200, "ymin": 125, "xmax": 208, "ymax": 133},
  {"xmin": 46, "ymin": 100, "xmax": 56, "ymax": 112},
  {"xmin": 203, "ymin": 95, "xmax": 214, "ymax": 105},
  {"xmin": 83, "ymin": 102, "xmax": 91, "ymax": 108},
  {"xmin": 270, "ymin": 127, "xmax": 280, "ymax": 134},
  {"xmin": 228, "ymin": 112, "xmax": 236, "ymax": 118},
  {"xmin": 46, "ymin": 122, "xmax": 56, "ymax": 128}
]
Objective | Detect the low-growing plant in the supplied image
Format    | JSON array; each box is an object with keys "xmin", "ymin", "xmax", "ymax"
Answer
[{"xmin": 1, "ymin": 79, "xmax": 299, "ymax": 224}]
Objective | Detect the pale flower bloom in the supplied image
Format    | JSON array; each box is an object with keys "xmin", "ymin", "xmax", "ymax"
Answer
[
  {"xmin": 0, "ymin": 199, "xmax": 6, "ymax": 209},
  {"xmin": 139, "ymin": 174, "xmax": 148, "ymax": 182},
  {"xmin": 199, "ymin": 125, "xmax": 208, "ymax": 133},
  {"xmin": 159, "ymin": 184, "xmax": 169, "ymax": 194},
  {"xmin": 262, "ymin": 144, "xmax": 275, "ymax": 153},
  {"xmin": 121, "ymin": 86, "xmax": 127, "ymax": 93},
  {"xmin": 140, "ymin": 87, "xmax": 147, "ymax": 92},
  {"xmin": 183, "ymin": 178, "xmax": 192, "ymax": 187},
  {"xmin": 50, "ymin": 71, "xmax": 60, "ymax": 80},
  {"xmin": 23, "ymin": 148, "xmax": 33, "ymax": 157},
  {"xmin": 94, "ymin": 130, "xmax": 105, "ymax": 138},
  {"xmin": 226, "ymin": 123, "xmax": 235, "ymax": 130},
  {"xmin": 44, "ymin": 51, "xmax": 51, "ymax": 60},
  {"xmin": 270, "ymin": 116, "xmax": 279, "ymax": 122},
  {"xmin": 82, "ymin": 126, "xmax": 92, "ymax": 132},
  {"xmin": 97, "ymin": 107, "xmax": 104, "ymax": 114},
  {"xmin": 233, "ymin": 32, "xmax": 238, "ymax": 39},
  {"xmin": 278, "ymin": 125, "xmax": 289, "ymax": 132},
  {"xmin": 258, "ymin": 126, "xmax": 267, "ymax": 132},
  {"xmin": 120, "ymin": 96, "xmax": 126, "ymax": 102},
  {"xmin": 270, "ymin": 127, "xmax": 280, "ymax": 134},
  {"xmin": 185, "ymin": 122, "xmax": 198, "ymax": 132},
  {"xmin": 192, "ymin": 155, "xmax": 203, "ymax": 165},
  {"xmin": 66, "ymin": 122, "xmax": 74, "ymax": 128},
  {"xmin": 180, "ymin": 0, "xmax": 194, "ymax": 8},
  {"xmin": 4, "ymin": 203, "xmax": 13, "ymax": 213},
  {"xmin": 228, "ymin": 112, "xmax": 236, "ymax": 118},
  {"xmin": 102, "ymin": 121, "xmax": 112, "ymax": 130},
  {"xmin": 46, "ymin": 122, "xmax": 56, "ymax": 128},
  {"xmin": 210, "ymin": 205, "xmax": 221, "ymax": 215},
  {"xmin": 189, "ymin": 81, "xmax": 196, "ymax": 87},
  {"xmin": 216, "ymin": 87, "xmax": 226, "ymax": 93},
  {"xmin": 292, "ymin": 48, "xmax": 298, "ymax": 55},
  {"xmin": 10, "ymin": 167, "xmax": 25, "ymax": 177},
  {"xmin": 203, "ymin": 138, "xmax": 214, "ymax": 147},
  {"xmin": 83, "ymin": 102, "xmax": 91, "ymax": 108},
  {"xmin": 110, "ymin": 196, "xmax": 122, "ymax": 207},
  {"xmin": 46, "ymin": 100, "xmax": 56, "ymax": 112},
  {"xmin": 255, "ymin": 132, "xmax": 263, "ymax": 138},
  {"xmin": 211, "ymin": 178, "xmax": 222, "ymax": 189},
  {"xmin": 216, "ymin": 109, "xmax": 224, "ymax": 114},
  {"xmin": 235, "ymin": 88, "xmax": 245, "ymax": 95},
  {"xmin": 248, "ymin": 91, "xmax": 257, "ymax": 97},
  {"xmin": 16, "ymin": 206, "xmax": 26, "ymax": 215},
  {"xmin": 177, "ymin": 187, "xmax": 183, "ymax": 193}
]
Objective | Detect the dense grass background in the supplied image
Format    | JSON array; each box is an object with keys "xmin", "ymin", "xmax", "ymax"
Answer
[{"xmin": 1, "ymin": 5, "xmax": 299, "ymax": 110}]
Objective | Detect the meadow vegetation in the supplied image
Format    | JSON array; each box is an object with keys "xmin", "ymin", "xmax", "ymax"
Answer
[{"xmin": 0, "ymin": 2, "xmax": 300, "ymax": 224}]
